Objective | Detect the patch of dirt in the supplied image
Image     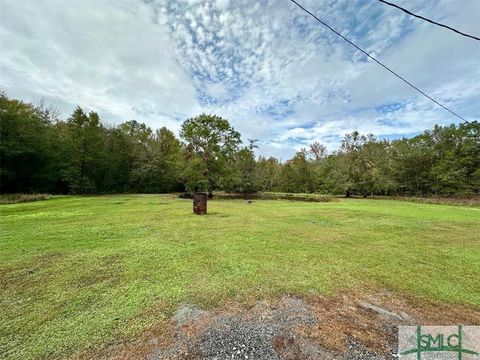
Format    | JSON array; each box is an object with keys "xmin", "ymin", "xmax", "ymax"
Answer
[{"xmin": 86, "ymin": 289, "xmax": 480, "ymax": 360}]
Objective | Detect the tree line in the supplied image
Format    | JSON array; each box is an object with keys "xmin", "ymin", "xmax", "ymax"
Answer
[{"xmin": 1, "ymin": 92, "xmax": 479, "ymax": 197}]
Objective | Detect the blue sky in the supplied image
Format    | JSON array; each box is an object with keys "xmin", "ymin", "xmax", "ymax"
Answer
[{"xmin": 0, "ymin": 0, "xmax": 479, "ymax": 159}]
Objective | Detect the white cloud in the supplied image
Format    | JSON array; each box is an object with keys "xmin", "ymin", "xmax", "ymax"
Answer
[
  {"xmin": 214, "ymin": 0, "xmax": 230, "ymax": 11},
  {"xmin": 0, "ymin": 0, "xmax": 198, "ymax": 130},
  {"xmin": 0, "ymin": 0, "xmax": 479, "ymax": 160}
]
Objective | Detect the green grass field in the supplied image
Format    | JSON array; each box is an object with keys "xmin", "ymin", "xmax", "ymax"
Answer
[{"xmin": 1, "ymin": 195, "xmax": 479, "ymax": 359}]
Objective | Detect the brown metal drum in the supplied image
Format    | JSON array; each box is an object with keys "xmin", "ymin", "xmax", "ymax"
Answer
[{"xmin": 193, "ymin": 192, "xmax": 207, "ymax": 215}]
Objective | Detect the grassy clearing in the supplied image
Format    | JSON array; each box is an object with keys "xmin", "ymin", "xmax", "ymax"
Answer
[{"xmin": 1, "ymin": 194, "xmax": 479, "ymax": 359}]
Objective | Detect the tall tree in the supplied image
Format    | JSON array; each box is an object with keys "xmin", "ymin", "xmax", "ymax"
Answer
[
  {"xmin": 338, "ymin": 131, "xmax": 377, "ymax": 197},
  {"xmin": 61, "ymin": 107, "xmax": 106, "ymax": 193},
  {"xmin": 180, "ymin": 114, "xmax": 241, "ymax": 197},
  {"xmin": 0, "ymin": 93, "xmax": 59, "ymax": 193},
  {"xmin": 116, "ymin": 120, "xmax": 153, "ymax": 192},
  {"xmin": 233, "ymin": 139, "xmax": 259, "ymax": 193},
  {"xmin": 150, "ymin": 127, "xmax": 183, "ymax": 192},
  {"xmin": 279, "ymin": 149, "xmax": 313, "ymax": 193},
  {"xmin": 256, "ymin": 156, "xmax": 281, "ymax": 192},
  {"xmin": 309, "ymin": 141, "xmax": 327, "ymax": 192},
  {"xmin": 391, "ymin": 136, "xmax": 434, "ymax": 195},
  {"xmin": 428, "ymin": 122, "xmax": 480, "ymax": 195}
]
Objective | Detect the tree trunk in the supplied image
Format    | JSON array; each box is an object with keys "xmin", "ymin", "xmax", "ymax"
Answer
[{"xmin": 206, "ymin": 158, "xmax": 214, "ymax": 199}]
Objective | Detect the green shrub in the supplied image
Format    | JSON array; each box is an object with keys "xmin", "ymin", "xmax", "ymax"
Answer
[
  {"xmin": 213, "ymin": 192, "xmax": 334, "ymax": 202},
  {"xmin": 0, "ymin": 193, "xmax": 51, "ymax": 204}
]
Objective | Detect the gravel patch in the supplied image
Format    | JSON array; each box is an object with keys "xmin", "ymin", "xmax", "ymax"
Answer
[
  {"xmin": 148, "ymin": 296, "xmax": 400, "ymax": 360},
  {"xmin": 172, "ymin": 304, "xmax": 208, "ymax": 329}
]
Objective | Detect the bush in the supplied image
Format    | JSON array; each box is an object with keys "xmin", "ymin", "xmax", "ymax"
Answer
[
  {"xmin": 213, "ymin": 192, "xmax": 334, "ymax": 202},
  {"xmin": 0, "ymin": 193, "xmax": 51, "ymax": 204},
  {"xmin": 178, "ymin": 192, "xmax": 193, "ymax": 199}
]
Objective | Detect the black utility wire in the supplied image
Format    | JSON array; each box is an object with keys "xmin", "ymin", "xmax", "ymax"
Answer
[
  {"xmin": 379, "ymin": 0, "xmax": 480, "ymax": 42},
  {"xmin": 289, "ymin": 0, "xmax": 468, "ymax": 122}
]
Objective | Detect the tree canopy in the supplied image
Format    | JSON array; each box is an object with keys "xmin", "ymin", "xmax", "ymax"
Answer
[
  {"xmin": 180, "ymin": 114, "xmax": 241, "ymax": 197},
  {"xmin": 1, "ymin": 92, "xmax": 478, "ymax": 197}
]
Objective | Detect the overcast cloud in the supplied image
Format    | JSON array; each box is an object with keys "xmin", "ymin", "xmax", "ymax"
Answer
[{"xmin": 1, "ymin": 0, "xmax": 479, "ymax": 159}]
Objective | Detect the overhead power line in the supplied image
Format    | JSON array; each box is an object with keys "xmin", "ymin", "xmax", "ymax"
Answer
[
  {"xmin": 379, "ymin": 0, "xmax": 480, "ymax": 42},
  {"xmin": 288, "ymin": 0, "xmax": 468, "ymax": 122}
]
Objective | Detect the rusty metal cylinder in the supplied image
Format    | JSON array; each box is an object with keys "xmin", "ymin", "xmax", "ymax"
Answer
[{"xmin": 193, "ymin": 192, "xmax": 207, "ymax": 215}]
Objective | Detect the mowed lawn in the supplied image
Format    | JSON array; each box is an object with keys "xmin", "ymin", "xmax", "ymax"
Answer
[{"xmin": 1, "ymin": 195, "xmax": 479, "ymax": 359}]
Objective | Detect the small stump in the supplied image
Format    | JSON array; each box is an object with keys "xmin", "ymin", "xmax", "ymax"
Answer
[{"xmin": 193, "ymin": 192, "xmax": 207, "ymax": 215}]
